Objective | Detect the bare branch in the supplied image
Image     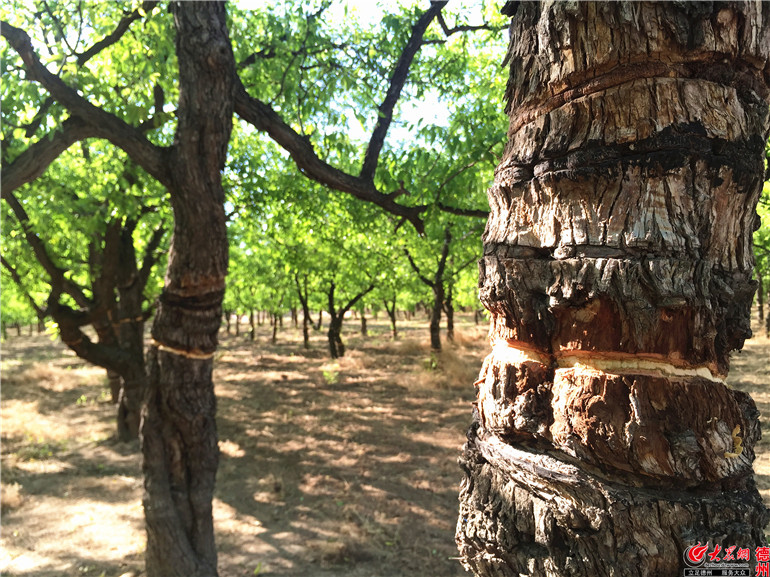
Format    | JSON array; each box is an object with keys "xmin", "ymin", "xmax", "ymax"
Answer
[
  {"xmin": 3, "ymin": 190, "xmax": 91, "ymax": 308},
  {"xmin": 404, "ymin": 248, "xmax": 434, "ymax": 288},
  {"xmin": 0, "ymin": 256, "xmax": 45, "ymax": 316},
  {"xmin": 234, "ymin": 83, "xmax": 426, "ymax": 233},
  {"xmin": 435, "ymin": 12, "xmax": 506, "ymax": 37},
  {"xmin": 138, "ymin": 222, "xmax": 167, "ymax": 291},
  {"xmin": 436, "ymin": 202, "xmax": 489, "ymax": 218},
  {"xmin": 76, "ymin": 1, "xmax": 159, "ymax": 66},
  {"xmin": 2, "ymin": 21, "xmax": 169, "ymax": 186},
  {"xmin": 359, "ymin": 1, "xmax": 447, "ymax": 181},
  {"xmin": 2, "ymin": 118, "xmax": 93, "ymax": 195}
]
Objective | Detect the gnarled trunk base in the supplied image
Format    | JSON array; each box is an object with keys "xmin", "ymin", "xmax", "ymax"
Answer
[{"xmin": 457, "ymin": 423, "xmax": 768, "ymax": 577}]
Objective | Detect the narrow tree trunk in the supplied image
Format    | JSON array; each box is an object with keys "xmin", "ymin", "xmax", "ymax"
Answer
[
  {"xmin": 429, "ymin": 289, "xmax": 442, "ymax": 351},
  {"xmin": 444, "ymin": 282, "xmax": 454, "ymax": 343},
  {"xmin": 315, "ymin": 308, "xmax": 323, "ymax": 331},
  {"xmin": 457, "ymin": 3, "xmax": 770, "ymax": 576},
  {"xmin": 14, "ymin": 322, "xmax": 21, "ymax": 336},
  {"xmin": 360, "ymin": 309, "xmax": 367, "ymax": 336},
  {"xmin": 141, "ymin": 4, "xmax": 234, "ymax": 576},
  {"xmin": 758, "ymin": 269, "xmax": 765, "ymax": 323},
  {"xmin": 271, "ymin": 313, "xmax": 279, "ymax": 344},
  {"xmin": 291, "ymin": 307, "xmax": 298, "ymax": 328},
  {"xmin": 234, "ymin": 312, "xmax": 240, "ymax": 336},
  {"xmin": 249, "ymin": 310, "xmax": 255, "ymax": 341},
  {"xmin": 107, "ymin": 369, "xmax": 122, "ymax": 404},
  {"xmin": 302, "ymin": 311, "xmax": 310, "ymax": 349},
  {"xmin": 1, "ymin": 321, "xmax": 7, "ymax": 341},
  {"xmin": 384, "ymin": 298, "xmax": 398, "ymax": 340},
  {"xmin": 224, "ymin": 312, "xmax": 231, "ymax": 334}
]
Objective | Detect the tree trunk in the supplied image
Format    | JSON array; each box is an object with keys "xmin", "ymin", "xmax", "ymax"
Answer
[
  {"xmin": 249, "ymin": 310, "xmax": 255, "ymax": 341},
  {"xmin": 457, "ymin": 3, "xmax": 770, "ymax": 576},
  {"xmin": 758, "ymin": 269, "xmax": 765, "ymax": 323},
  {"xmin": 224, "ymin": 311, "xmax": 231, "ymax": 334},
  {"xmin": 315, "ymin": 308, "xmax": 323, "ymax": 331},
  {"xmin": 444, "ymin": 281, "xmax": 454, "ymax": 343},
  {"xmin": 271, "ymin": 313, "xmax": 279, "ymax": 344},
  {"xmin": 234, "ymin": 312, "xmax": 240, "ymax": 336},
  {"xmin": 1, "ymin": 321, "xmax": 7, "ymax": 341},
  {"xmin": 429, "ymin": 287, "xmax": 443, "ymax": 351},
  {"xmin": 291, "ymin": 306, "xmax": 298, "ymax": 328},
  {"xmin": 360, "ymin": 309, "xmax": 367, "ymax": 336},
  {"xmin": 141, "ymin": 3, "xmax": 234, "ymax": 576},
  {"xmin": 328, "ymin": 317, "xmax": 345, "ymax": 359},
  {"xmin": 384, "ymin": 298, "xmax": 398, "ymax": 340}
]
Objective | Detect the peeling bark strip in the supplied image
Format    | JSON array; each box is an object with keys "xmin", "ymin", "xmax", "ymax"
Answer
[{"xmin": 458, "ymin": 2, "xmax": 770, "ymax": 576}]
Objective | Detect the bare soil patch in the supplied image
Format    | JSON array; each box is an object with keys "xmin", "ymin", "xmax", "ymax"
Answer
[
  {"xmin": 2, "ymin": 315, "xmax": 486, "ymax": 576},
  {"xmin": 1, "ymin": 312, "xmax": 768, "ymax": 576}
]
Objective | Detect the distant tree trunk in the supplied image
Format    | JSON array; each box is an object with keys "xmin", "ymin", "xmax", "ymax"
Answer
[
  {"xmin": 326, "ymin": 280, "xmax": 374, "ymax": 358},
  {"xmin": 295, "ymin": 274, "xmax": 312, "ymax": 349},
  {"xmin": 443, "ymin": 280, "xmax": 454, "ymax": 342},
  {"xmin": 14, "ymin": 323, "xmax": 21, "ymax": 336},
  {"xmin": 405, "ymin": 226, "xmax": 451, "ymax": 351},
  {"xmin": 384, "ymin": 297, "xmax": 398, "ymax": 340},
  {"xmin": 249, "ymin": 310, "xmax": 255, "ymax": 341},
  {"xmin": 291, "ymin": 307, "xmax": 298, "ymax": 328},
  {"xmin": 315, "ymin": 308, "xmax": 323, "ymax": 331},
  {"xmin": 234, "ymin": 312, "xmax": 240, "ymax": 336},
  {"xmin": 1, "ymin": 321, "xmax": 7, "ymax": 341},
  {"xmin": 758, "ymin": 269, "xmax": 765, "ymax": 323},
  {"xmin": 271, "ymin": 313, "xmax": 279, "ymax": 344},
  {"xmin": 457, "ymin": 3, "xmax": 770, "ymax": 576},
  {"xmin": 360, "ymin": 307, "xmax": 367, "ymax": 336},
  {"xmin": 140, "ymin": 4, "xmax": 234, "ymax": 576},
  {"xmin": 224, "ymin": 311, "xmax": 231, "ymax": 334}
]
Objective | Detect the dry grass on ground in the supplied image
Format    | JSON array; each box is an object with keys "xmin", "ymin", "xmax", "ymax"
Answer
[{"xmin": 1, "ymin": 311, "xmax": 768, "ymax": 577}]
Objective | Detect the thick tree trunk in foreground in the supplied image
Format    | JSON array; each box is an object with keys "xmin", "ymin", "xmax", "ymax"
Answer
[
  {"xmin": 457, "ymin": 3, "xmax": 770, "ymax": 576},
  {"xmin": 141, "ymin": 3, "xmax": 234, "ymax": 576}
]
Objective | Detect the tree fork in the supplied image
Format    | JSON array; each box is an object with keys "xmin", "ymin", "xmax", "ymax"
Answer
[{"xmin": 457, "ymin": 2, "xmax": 770, "ymax": 575}]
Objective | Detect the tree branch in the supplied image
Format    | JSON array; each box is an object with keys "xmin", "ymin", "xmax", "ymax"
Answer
[
  {"xmin": 3, "ymin": 190, "xmax": 90, "ymax": 308},
  {"xmin": 0, "ymin": 256, "xmax": 45, "ymax": 316},
  {"xmin": 359, "ymin": 1, "xmax": 447, "ymax": 182},
  {"xmin": 434, "ymin": 225, "xmax": 452, "ymax": 284},
  {"xmin": 340, "ymin": 283, "xmax": 375, "ymax": 317},
  {"xmin": 76, "ymin": 1, "xmax": 160, "ymax": 66},
  {"xmin": 234, "ymin": 83, "xmax": 426, "ymax": 233},
  {"xmin": 2, "ymin": 118, "xmax": 94, "ymax": 195},
  {"xmin": 435, "ymin": 12, "xmax": 506, "ymax": 37},
  {"xmin": 436, "ymin": 202, "xmax": 489, "ymax": 218},
  {"xmin": 404, "ymin": 248, "xmax": 434, "ymax": 288},
  {"xmin": 2, "ymin": 21, "xmax": 169, "ymax": 186},
  {"xmin": 138, "ymin": 222, "xmax": 167, "ymax": 291}
]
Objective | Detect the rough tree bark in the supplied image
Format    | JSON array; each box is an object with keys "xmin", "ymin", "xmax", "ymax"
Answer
[
  {"xmin": 140, "ymin": 3, "xmax": 234, "ymax": 576},
  {"xmin": 457, "ymin": 3, "xmax": 770, "ymax": 576}
]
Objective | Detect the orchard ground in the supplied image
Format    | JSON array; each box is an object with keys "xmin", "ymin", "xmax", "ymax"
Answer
[{"xmin": 1, "ymin": 311, "xmax": 769, "ymax": 577}]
